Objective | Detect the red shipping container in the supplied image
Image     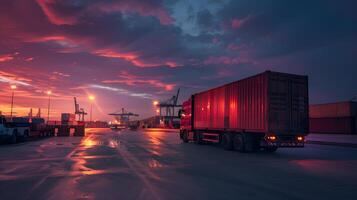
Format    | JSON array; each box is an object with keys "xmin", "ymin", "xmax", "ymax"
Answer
[
  {"xmin": 192, "ymin": 71, "xmax": 309, "ymax": 135},
  {"xmin": 310, "ymin": 101, "xmax": 357, "ymax": 118},
  {"xmin": 61, "ymin": 113, "xmax": 76, "ymax": 123},
  {"xmin": 310, "ymin": 117, "xmax": 356, "ymax": 134}
]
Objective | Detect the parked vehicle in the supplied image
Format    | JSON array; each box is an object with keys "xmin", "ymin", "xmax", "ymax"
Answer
[
  {"xmin": 180, "ymin": 71, "xmax": 309, "ymax": 152},
  {"xmin": 0, "ymin": 115, "xmax": 30, "ymax": 143}
]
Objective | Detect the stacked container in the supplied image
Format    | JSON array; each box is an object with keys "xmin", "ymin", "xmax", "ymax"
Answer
[{"xmin": 309, "ymin": 101, "xmax": 357, "ymax": 134}]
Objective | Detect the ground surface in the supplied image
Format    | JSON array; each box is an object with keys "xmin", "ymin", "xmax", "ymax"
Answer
[{"xmin": 0, "ymin": 128, "xmax": 356, "ymax": 200}]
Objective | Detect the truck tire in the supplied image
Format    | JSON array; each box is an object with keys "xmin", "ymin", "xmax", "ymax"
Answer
[
  {"xmin": 23, "ymin": 130, "xmax": 30, "ymax": 141},
  {"xmin": 9, "ymin": 130, "xmax": 18, "ymax": 144},
  {"xmin": 221, "ymin": 133, "xmax": 233, "ymax": 150},
  {"xmin": 182, "ymin": 130, "xmax": 189, "ymax": 143},
  {"xmin": 263, "ymin": 146, "xmax": 278, "ymax": 153},
  {"xmin": 194, "ymin": 131, "xmax": 204, "ymax": 145},
  {"xmin": 243, "ymin": 134, "xmax": 260, "ymax": 153},
  {"xmin": 233, "ymin": 133, "xmax": 246, "ymax": 152}
]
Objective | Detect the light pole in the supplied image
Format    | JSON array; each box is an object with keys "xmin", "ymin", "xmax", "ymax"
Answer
[
  {"xmin": 88, "ymin": 95, "xmax": 95, "ymax": 122},
  {"xmin": 10, "ymin": 85, "xmax": 17, "ymax": 120},
  {"xmin": 153, "ymin": 100, "xmax": 159, "ymax": 106},
  {"xmin": 47, "ymin": 90, "xmax": 52, "ymax": 123},
  {"xmin": 153, "ymin": 100, "xmax": 160, "ymax": 116}
]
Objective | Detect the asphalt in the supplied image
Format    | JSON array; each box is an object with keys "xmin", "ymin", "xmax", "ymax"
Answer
[
  {"xmin": 307, "ymin": 133, "xmax": 357, "ymax": 148},
  {"xmin": 0, "ymin": 128, "xmax": 356, "ymax": 200}
]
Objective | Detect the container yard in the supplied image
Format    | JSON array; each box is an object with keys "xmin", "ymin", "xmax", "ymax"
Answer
[
  {"xmin": 1, "ymin": 71, "xmax": 356, "ymax": 200},
  {"xmin": 1, "ymin": 1, "xmax": 357, "ymax": 199}
]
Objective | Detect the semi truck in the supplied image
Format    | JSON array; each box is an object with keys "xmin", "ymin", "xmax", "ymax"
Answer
[
  {"xmin": 0, "ymin": 115, "xmax": 30, "ymax": 143},
  {"xmin": 180, "ymin": 71, "xmax": 309, "ymax": 152}
]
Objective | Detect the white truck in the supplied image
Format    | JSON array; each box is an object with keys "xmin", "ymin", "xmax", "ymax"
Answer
[{"xmin": 0, "ymin": 115, "xmax": 30, "ymax": 143}]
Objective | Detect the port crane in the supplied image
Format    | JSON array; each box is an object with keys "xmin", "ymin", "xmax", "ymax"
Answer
[
  {"xmin": 156, "ymin": 88, "xmax": 182, "ymax": 116},
  {"xmin": 155, "ymin": 88, "xmax": 182, "ymax": 128},
  {"xmin": 109, "ymin": 108, "xmax": 139, "ymax": 123},
  {"xmin": 108, "ymin": 108, "xmax": 139, "ymax": 129},
  {"xmin": 74, "ymin": 97, "xmax": 87, "ymax": 122}
]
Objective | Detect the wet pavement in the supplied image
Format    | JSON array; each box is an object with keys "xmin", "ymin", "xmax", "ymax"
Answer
[{"xmin": 0, "ymin": 128, "xmax": 357, "ymax": 200}]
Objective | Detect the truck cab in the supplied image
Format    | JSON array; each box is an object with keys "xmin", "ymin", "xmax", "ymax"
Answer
[{"xmin": 0, "ymin": 115, "xmax": 30, "ymax": 143}]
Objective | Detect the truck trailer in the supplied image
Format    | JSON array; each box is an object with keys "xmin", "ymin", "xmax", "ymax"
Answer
[{"xmin": 180, "ymin": 71, "xmax": 309, "ymax": 152}]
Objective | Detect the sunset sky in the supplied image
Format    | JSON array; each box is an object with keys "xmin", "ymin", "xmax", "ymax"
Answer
[{"xmin": 0, "ymin": 0, "xmax": 356, "ymax": 121}]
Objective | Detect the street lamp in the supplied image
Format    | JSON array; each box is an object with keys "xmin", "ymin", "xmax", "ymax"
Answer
[
  {"xmin": 10, "ymin": 85, "xmax": 17, "ymax": 119},
  {"xmin": 153, "ymin": 100, "xmax": 159, "ymax": 106},
  {"xmin": 47, "ymin": 90, "xmax": 52, "ymax": 123},
  {"xmin": 88, "ymin": 95, "xmax": 95, "ymax": 122}
]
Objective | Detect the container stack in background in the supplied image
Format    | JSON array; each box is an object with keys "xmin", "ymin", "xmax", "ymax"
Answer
[{"xmin": 309, "ymin": 101, "xmax": 357, "ymax": 134}]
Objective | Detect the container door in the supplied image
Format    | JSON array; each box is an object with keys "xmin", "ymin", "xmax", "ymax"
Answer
[
  {"xmin": 269, "ymin": 73, "xmax": 308, "ymax": 134},
  {"xmin": 269, "ymin": 75, "xmax": 291, "ymax": 133},
  {"xmin": 290, "ymin": 76, "xmax": 309, "ymax": 134}
]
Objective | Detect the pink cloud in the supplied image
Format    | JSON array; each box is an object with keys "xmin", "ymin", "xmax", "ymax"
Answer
[
  {"xmin": 0, "ymin": 70, "xmax": 32, "ymax": 86},
  {"xmin": 165, "ymin": 61, "xmax": 180, "ymax": 68},
  {"xmin": 94, "ymin": 48, "xmax": 180, "ymax": 68},
  {"xmin": 28, "ymin": 35, "xmax": 180, "ymax": 68},
  {"xmin": 0, "ymin": 54, "xmax": 14, "ymax": 62},
  {"xmin": 30, "ymin": 35, "xmax": 68, "ymax": 42},
  {"xmin": 36, "ymin": 0, "xmax": 77, "ymax": 25},
  {"xmin": 25, "ymin": 57, "xmax": 34, "ymax": 62},
  {"xmin": 94, "ymin": 49, "xmax": 139, "ymax": 61},
  {"xmin": 103, "ymin": 71, "xmax": 175, "ymax": 91},
  {"xmin": 36, "ymin": 0, "xmax": 174, "ymax": 26},
  {"xmin": 231, "ymin": 15, "xmax": 251, "ymax": 29}
]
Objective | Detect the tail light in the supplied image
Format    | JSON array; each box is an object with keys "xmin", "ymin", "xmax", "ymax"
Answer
[
  {"xmin": 297, "ymin": 136, "xmax": 304, "ymax": 142},
  {"xmin": 267, "ymin": 135, "xmax": 276, "ymax": 141}
]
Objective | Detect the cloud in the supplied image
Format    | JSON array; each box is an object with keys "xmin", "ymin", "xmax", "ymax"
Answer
[
  {"xmin": 89, "ymin": 84, "xmax": 152, "ymax": 99},
  {"xmin": 0, "ymin": 54, "xmax": 14, "ymax": 62},
  {"xmin": 94, "ymin": 49, "xmax": 181, "ymax": 68},
  {"xmin": 230, "ymin": 15, "xmax": 251, "ymax": 29},
  {"xmin": 0, "ymin": 71, "xmax": 32, "ymax": 86},
  {"xmin": 103, "ymin": 71, "xmax": 175, "ymax": 91},
  {"xmin": 96, "ymin": 0, "xmax": 174, "ymax": 25},
  {"xmin": 203, "ymin": 56, "xmax": 241, "ymax": 65},
  {"xmin": 25, "ymin": 57, "xmax": 34, "ymax": 62},
  {"xmin": 93, "ymin": 49, "xmax": 139, "ymax": 62},
  {"xmin": 36, "ymin": 0, "xmax": 78, "ymax": 25},
  {"xmin": 36, "ymin": 0, "xmax": 174, "ymax": 26},
  {"xmin": 53, "ymin": 71, "xmax": 71, "ymax": 77}
]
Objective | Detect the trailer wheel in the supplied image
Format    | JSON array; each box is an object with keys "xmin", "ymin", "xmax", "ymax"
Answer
[
  {"xmin": 233, "ymin": 133, "xmax": 246, "ymax": 152},
  {"xmin": 182, "ymin": 131, "xmax": 189, "ymax": 143},
  {"xmin": 221, "ymin": 133, "xmax": 233, "ymax": 150},
  {"xmin": 19, "ymin": 130, "xmax": 29, "ymax": 142},
  {"xmin": 263, "ymin": 146, "xmax": 278, "ymax": 153}
]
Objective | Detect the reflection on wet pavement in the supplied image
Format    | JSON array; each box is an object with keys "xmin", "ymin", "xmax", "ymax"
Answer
[
  {"xmin": 290, "ymin": 159, "xmax": 357, "ymax": 177},
  {"xmin": 0, "ymin": 128, "xmax": 357, "ymax": 200}
]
